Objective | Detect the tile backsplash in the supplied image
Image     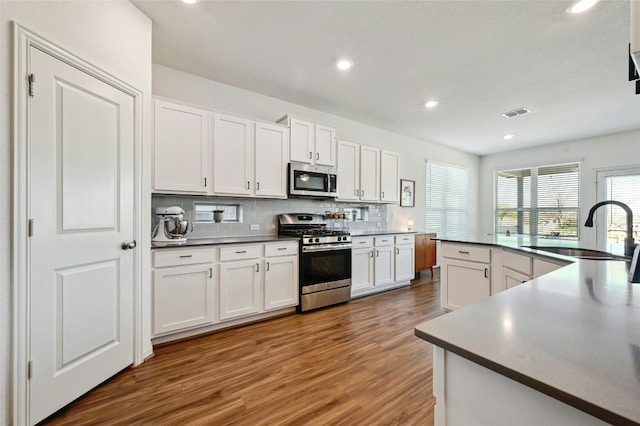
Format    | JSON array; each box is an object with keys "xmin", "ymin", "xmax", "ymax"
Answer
[{"xmin": 152, "ymin": 194, "xmax": 388, "ymax": 238}]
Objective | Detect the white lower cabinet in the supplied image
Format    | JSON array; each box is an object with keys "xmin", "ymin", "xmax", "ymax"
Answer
[
  {"xmin": 351, "ymin": 234, "xmax": 415, "ymax": 297},
  {"xmin": 152, "ymin": 241, "xmax": 298, "ymax": 343},
  {"xmin": 152, "ymin": 248, "xmax": 217, "ymax": 335},
  {"xmin": 504, "ymin": 268, "xmax": 532, "ymax": 289},
  {"xmin": 219, "ymin": 258, "xmax": 261, "ymax": 321},
  {"xmin": 440, "ymin": 242, "xmax": 492, "ymax": 310},
  {"xmin": 264, "ymin": 242, "xmax": 299, "ymax": 311}
]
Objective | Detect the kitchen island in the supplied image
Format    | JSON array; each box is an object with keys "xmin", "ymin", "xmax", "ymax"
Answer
[{"xmin": 415, "ymin": 241, "xmax": 640, "ymax": 425}]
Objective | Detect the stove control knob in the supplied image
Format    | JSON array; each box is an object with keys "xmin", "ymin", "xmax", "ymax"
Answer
[
  {"xmin": 308, "ymin": 238, "xmax": 314, "ymax": 244},
  {"xmin": 315, "ymin": 238, "xmax": 320, "ymax": 243},
  {"xmin": 338, "ymin": 236, "xmax": 343, "ymax": 241}
]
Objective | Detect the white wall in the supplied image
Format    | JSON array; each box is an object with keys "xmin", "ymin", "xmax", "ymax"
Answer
[
  {"xmin": 153, "ymin": 64, "xmax": 481, "ymax": 237},
  {"xmin": 0, "ymin": 1, "xmax": 152, "ymax": 423},
  {"xmin": 479, "ymin": 130, "xmax": 640, "ymax": 249}
]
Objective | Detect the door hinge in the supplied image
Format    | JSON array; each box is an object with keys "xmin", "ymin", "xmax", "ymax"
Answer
[
  {"xmin": 27, "ymin": 360, "xmax": 33, "ymax": 379},
  {"xmin": 28, "ymin": 74, "xmax": 35, "ymax": 97},
  {"xmin": 28, "ymin": 219, "xmax": 34, "ymax": 237}
]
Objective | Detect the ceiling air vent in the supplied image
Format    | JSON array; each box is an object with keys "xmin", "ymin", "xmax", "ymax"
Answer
[{"xmin": 502, "ymin": 107, "xmax": 532, "ymax": 118}]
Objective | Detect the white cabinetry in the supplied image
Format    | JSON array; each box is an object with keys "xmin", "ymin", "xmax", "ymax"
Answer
[
  {"xmin": 360, "ymin": 146, "xmax": 381, "ymax": 202},
  {"xmin": 218, "ymin": 245, "xmax": 262, "ymax": 321},
  {"xmin": 394, "ymin": 234, "xmax": 415, "ymax": 282},
  {"xmin": 264, "ymin": 242, "xmax": 299, "ymax": 311},
  {"xmin": 212, "ymin": 113, "xmax": 254, "ymax": 196},
  {"xmin": 152, "ymin": 247, "xmax": 217, "ymax": 335},
  {"xmin": 502, "ymin": 250, "xmax": 533, "ymax": 290},
  {"xmin": 153, "ymin": 99, "xmax": 209, "ymax": 193},
  {"xmin": 336, "ymin": 139, "xmax": 400, "ymax": 203},
  {"xmin": 380, "ymin": 150, "xmax": 400, "ymax": 203},
  {"xmin": 440, "ymin": 242, "xmax": 491, "ymax": 310},
  {"xmin": 212, "ymin": 114, "xmax": 288, "ymax": 198},
  {"xmin": 351, "ymin": 234, "xmax": 415, "ymax": 298},
  {"xmin": 352, "ymin": 237, "xmax": 375, "ymax": 292},
  {"xmin": 280, "ymin": 116, "xmax": 336, "ymax": 166}
]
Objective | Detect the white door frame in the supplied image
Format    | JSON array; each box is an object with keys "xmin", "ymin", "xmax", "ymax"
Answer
[{"xmin": 12, "ymin": 23, "xmax": 145, "ymax": 425}]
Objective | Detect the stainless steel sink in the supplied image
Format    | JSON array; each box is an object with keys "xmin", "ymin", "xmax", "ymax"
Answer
[{"xmin": 524, "ymin": 246, "xmax": 630, "ymax": 261}]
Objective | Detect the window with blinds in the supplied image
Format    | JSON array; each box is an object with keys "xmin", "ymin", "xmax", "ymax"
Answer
[
  {"xmin": 495, "ymin": 162, "xmax": 580, "ymax": 238},
  {"xmin": 598, "ymin": 168, "xmax": 640, "ymax": 254},
  {"xmin": 426, "ymin": 161, "xmax": 469, "ymax": 239}
]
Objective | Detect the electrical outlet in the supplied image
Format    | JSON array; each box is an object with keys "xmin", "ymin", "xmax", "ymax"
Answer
[
  {"xmin": 250, "ymin": 224, "xmax": 259, "ymax": 231},
  {"xmin": 376, "ymin": 222, "xmax": 382, "ymax": 227}
]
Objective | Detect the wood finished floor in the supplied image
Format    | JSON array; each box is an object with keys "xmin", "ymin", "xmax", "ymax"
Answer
[{"xmin": 43, "ymin": 272, "xmax": 445, "ymax": 426}]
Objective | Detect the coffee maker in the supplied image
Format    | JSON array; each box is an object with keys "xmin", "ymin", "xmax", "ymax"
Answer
[{"xmin": 152, "ymin": 206, "xmax": 192, "ymax": 244}]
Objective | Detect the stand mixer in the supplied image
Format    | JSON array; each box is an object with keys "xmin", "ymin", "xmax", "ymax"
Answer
[{"xmin": 152, "ymin": 206, "xmax": 193, "ymax": 244}]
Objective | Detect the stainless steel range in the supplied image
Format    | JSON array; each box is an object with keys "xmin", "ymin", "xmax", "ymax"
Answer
[{"xmin": 278, "ymin": 214, "xmax": 352, "ymax": 312}]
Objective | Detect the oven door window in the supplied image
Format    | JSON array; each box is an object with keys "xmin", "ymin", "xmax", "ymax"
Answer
[
  {"xmin": 302, "ymin": 249, "xmax": 351, "ymax": 286},
  {"xmin": 294, "ymin": 170, "xmax": 328, "ymax": 193}
]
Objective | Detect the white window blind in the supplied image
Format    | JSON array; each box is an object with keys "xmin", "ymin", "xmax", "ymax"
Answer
[
  {"xmin": 495, "ymin": 162, "xmax": 580, "ymax": 238},
  {"xmin": 426, "ymin": 161, "xmax": 469, "ymax": 239},
  {"xmin": 597, "ymin": 168, "xmax": 640, "ymax": 254}
]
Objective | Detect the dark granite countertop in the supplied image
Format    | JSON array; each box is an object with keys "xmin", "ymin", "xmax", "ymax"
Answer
[
  {"xmin": 415, "ymin": 254, "xmax": 640, "ymax": 424},
  {"xmin": 151, "ymin": 235, "xmax": 299, "ymax": 249},
  {"xmin": 350, "ymin": 230, "xmax": 416, "ymax": 236}
]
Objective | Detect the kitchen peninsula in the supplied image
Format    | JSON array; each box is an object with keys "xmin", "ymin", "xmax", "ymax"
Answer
[{"xmin": 415, "ymin": 239, "xmax": 640, "ymax": 425}]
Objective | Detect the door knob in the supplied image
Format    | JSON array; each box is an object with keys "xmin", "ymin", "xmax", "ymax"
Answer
[{"xmin": 121, "ymin": 240, "xmax": 136, "ymax": 250}]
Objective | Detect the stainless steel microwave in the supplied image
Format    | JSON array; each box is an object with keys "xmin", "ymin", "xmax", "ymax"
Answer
[{"xmin": 288, "ymin": 162, "xmax": 337, "ymax": 198}]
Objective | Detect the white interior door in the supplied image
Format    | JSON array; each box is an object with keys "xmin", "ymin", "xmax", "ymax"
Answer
[{"xmin": 28, "ymin": 46, "xmax": 135, "ymax": 424}]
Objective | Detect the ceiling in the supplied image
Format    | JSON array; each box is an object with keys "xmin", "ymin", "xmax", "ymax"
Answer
[{"xmin": 132, "ymin": 0, "xmax": 640, "ymax": 156}]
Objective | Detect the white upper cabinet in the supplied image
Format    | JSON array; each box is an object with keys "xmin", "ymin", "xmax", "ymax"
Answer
[
  {"xmin": 153, "ymin": 99, "xmax": 209, "ymax": 193},
  {"xmin": 336, "ymin": 140, "xmax": 360, "ymax": 201},
  {"xmin": 280, "ymin": 116, "xmax": 336, "ymax": 166},
  {"xmin": 314, "ymin": 124, "xmax": 336, "ymax": 166},
  {"xmin": 212, "ymin": 114, "xmax": 289, "ymax": 198},
  {"xmin": 254, "ymin": 122, "xmax": 289, "ymax": 198},
  {"xmin": 212, "ymin": 113, "xmax": 254, "ymax": 196},
  {"xmin": 360, "ymin": 145, "xmax": 380, "ymax": 202},
  {"xmin": 380, "ymin": 150, "xmax": 400, "ymax": 203},
  {"xmin": 288, "ymin": 117, "xmax": 314, "ymax": 164}
]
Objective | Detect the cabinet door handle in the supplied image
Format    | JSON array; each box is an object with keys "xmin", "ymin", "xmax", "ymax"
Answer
[
  {"xmin": 376, "ymin": 249, "xmax": 379, "ymax": 257},
  {"xmin": 370, "ymin": 250, "xmax": 374, "ymax": 257},
  {"xmin": 179, "ymin": 255, "xmax": 192, "ymax": 258},
  {"xmin": 278, "ymin": 247, "xmax": 287, "ymax": 250},
  {"xmin": 484, "ymin": 268, "xmax": 488, "ymax": 278},
  {"xmin": 266, "ymin": 261, "xmax": 270, "ymax": 271},
  {"xmin": 256, "ymin": 263, "xmax": 260, "ymax": 272},
  {"xmin": 209, "ymin": 268, "xmax": 213, "ymax": 278},
  {"xmin": 204, "ymin": 177, "xmax": 207, "ymax": 187},
  {"xmin": 361, "ymin": 190, "xmax": 364, "ymax": 197},
  {"xmin": 309, "ymin": 151, "xmax": 312, "ymax": 159},
  {"xmin": 355, "ymin": 189, "xmax": 358, "ymax": 196},
  {"xmin": 256, "ymin": 182, "xmax": 260, "ymax": 190},
  {"xmin": 316, "ymin": 152, "xmax": 319, "ymax": 161},
  {"xmin": 381, "ymin": 191, "xmax": 385, "ymax": 198},
  {"xmin": 236, "ymin": 250, "xmax": 247, "ymax": 254},
  {"xmin": 458, "ymin": 250, "xmax": 470, "ymax": 255},
  {"xmin": 396, "ymin": 248, "xmax": 399, "ymax": 255},
  {"xmin": 247, "ymin": 181, "xmax": 250, "ymax": 190},
  {"xmin": 359, "ymin": 241, "xmax": 367, "ymax": 244}
]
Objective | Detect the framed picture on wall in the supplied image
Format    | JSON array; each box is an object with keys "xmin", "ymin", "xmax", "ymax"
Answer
[{"xmin": 400, "ymin": 179, "xmax": 415, "ymax": 207}]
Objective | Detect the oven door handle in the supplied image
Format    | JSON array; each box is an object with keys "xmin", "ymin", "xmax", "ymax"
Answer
[{"xmin": 302, "ymin": 244, "xmax": 352, "ymax": 253}]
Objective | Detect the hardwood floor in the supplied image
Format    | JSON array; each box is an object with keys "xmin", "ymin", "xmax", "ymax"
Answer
[{"xmin": 43, "ymin": 272, "xmax": 445, "ymax": 425}]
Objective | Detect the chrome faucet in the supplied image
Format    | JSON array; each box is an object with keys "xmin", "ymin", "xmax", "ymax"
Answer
[{"xmin": 584, "ymin": 200, "xmax": 636, "ymax": 257}]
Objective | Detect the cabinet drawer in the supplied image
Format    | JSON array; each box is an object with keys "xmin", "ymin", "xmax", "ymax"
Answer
[
  {"xmin": 442, "ymin": 243, "xmax": 490, "ymax": 263},
  {"xmin": 220, "ymin": 244, "xmax": 261, "ymax": 261},
  {"xmin": 503, "ymin": 250, "xmax": 533, "ymax": 276},
  {"xmin": 395, "ymin": 234, "xmax": 414, "ymax": 245},
  {"xmin": 353, "ymin": 237, "xmax": 374, "ymax": 249},
  {"xmin": 265, "ymin": 241, "xmax": 298, "ymax": 257},
  {"xmin": 153, "ymin": 247, "xmax": 217, "ymax": 268},
  {"xmin": 374, "ymin": 236, "xmax": 394, "ymax": 247}
]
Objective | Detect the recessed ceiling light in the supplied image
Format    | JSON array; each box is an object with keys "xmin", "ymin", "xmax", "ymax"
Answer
[
  {"xmin": 182, "ymin": 0, "xmax": 198, "ymax": 4},
  {"xmin": 336, "ymin": 59, "xmax": 353, "ymax": 71},
  {"xmin": 424, "ymin": 100, "xmax": 439, "ymax": 108},
  {"xmin": 504, "ymin": 134, "xmax": 515, "ymax": 140},
  {"xmin": 566, "ymin": 0, "xmax": 599, "ymax": 14}
]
